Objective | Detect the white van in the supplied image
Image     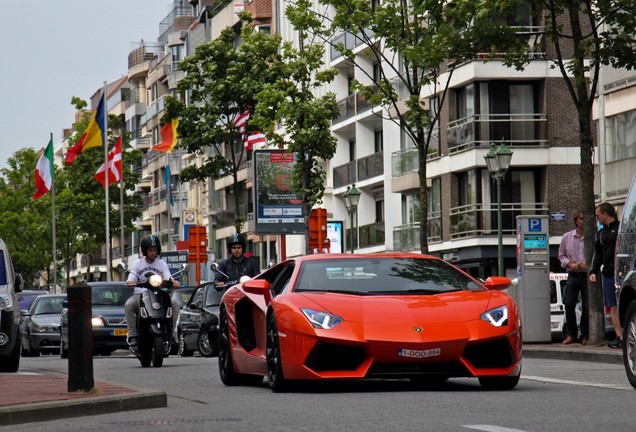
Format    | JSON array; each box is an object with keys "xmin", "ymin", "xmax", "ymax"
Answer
[{"xmin": 549, "ymin": 273, "xmax": 571, "ymax": 339}]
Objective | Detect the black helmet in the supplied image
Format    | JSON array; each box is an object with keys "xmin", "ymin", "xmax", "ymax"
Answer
[
  {"xmin": 140, "ymin": 234, "xmax": 162, "ymax": 257},
  {"xmin": 227, "ymin": 233, "xmax": 246, "ymax": 252}
]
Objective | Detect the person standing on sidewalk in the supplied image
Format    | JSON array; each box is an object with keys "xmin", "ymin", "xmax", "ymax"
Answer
[
  {"xmin": 589, "ymin": 202, "xmax": 623, "ymax": 349},
  {"xmin": 558, "ymin": 210, "xmax": 589, "ymax": 345}
]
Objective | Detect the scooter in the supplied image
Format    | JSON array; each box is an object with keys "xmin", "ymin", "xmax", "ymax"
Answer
[{"xmin": 132, "ymin": 273, "xmax": 174, "ymax": 368}]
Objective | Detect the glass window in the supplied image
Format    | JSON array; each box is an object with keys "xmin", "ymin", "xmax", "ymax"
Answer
[{"xmin": 606, "ymin": 109, "xmax": 636, "ymax": 162}]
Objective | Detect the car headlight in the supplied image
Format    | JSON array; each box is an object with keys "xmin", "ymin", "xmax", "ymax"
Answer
[
  {"xmin": 481, "ymin": 305, "xmax": 508, "ymax": 327},
  {"xmin": 301, "ymin": 308, "xmax": 343, "ymax": 330},
  {"xmin": 91, "ymin": 317, "xmax": 105, "ymax": 327},
  {"xmin": 32, "ymin": 324, "xmax": 58, "ymax": 333},
  {"xmin": 0, "ymin": 293, "xmax": 12, "ymax": 311}
]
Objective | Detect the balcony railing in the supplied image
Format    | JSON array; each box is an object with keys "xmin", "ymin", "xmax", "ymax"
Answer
[
  {"xmin": 334, "ymin": 88, "xmax": 378, "ymax": 124},
  {"xmin": 358, "ymin": 221, "xmax": 385, "ymax": 249},
  {"xmin": 449, "ymin": 202, "xmax": 549, "ymax": 239},
  {"xmin": 140, "ymin": 95, "xmax": 167, "ymax": 126},
  {"xmin": 330, "ymin": 29, "xmax": 376, "ymax": 61},
  {"xmin": 447, "ymin": 113, "xmax": 547, "ymax": 153},
  {"xmin": 334, "ymin": 161, "xmax": 357, "ymax": 189},
  {"xmin": 357, "ymin": 152, "xmax": 383, "ymax": 182}
]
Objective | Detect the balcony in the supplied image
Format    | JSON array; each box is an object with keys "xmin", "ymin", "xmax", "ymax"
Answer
[
  {"xmin": 447, "ymin": 113, "xmax": 547, "ymax": 154},
  {"xmin": 357, "ymin": 152, "xmax": 383, "ymax": 182},
  {"xmin": 330, "ymin": 29, "xmax": 376, "ymax": 61},
  {"xmin": 334, "ymin": 161, "xmax": 356, "ymax": 189},
  {"xmin": 358, "ymin": 221, "xmax": 385, "ymax": 249},
  {"xmin": 140, "ymin": 95, "xmax": 167, "ymax": 126},
  {"xmin": 392, "ymin": 212, "xmax": 441, "ymax": 251},
  {"xmin": 449, "ymin": 202, "xmax": 549, "ymax": 239},
  {"xmin": 333, "ymin": 88, "xmax": 378, "ymax": 124}
]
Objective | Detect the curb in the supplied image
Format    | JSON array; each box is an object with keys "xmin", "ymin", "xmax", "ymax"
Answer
[
  {"xmin": 0, "ymin": 389, "xmax": 167, "ymax": 426},
  {"xmin": 523, "ymin": 345, "xmax": 623, "ymax": 365}
]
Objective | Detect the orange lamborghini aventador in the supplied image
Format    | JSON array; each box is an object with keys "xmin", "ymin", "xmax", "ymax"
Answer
[{"xmin": 217, "ymin": 253, "xmax": 522, "ymax": 392}]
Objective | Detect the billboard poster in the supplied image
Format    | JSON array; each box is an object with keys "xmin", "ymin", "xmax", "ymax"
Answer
[
  {"xmin": 327, "ymin": 221, "xmax": 345, "ymax": 253},
  {"xmin": 253, "ymin": 150, "xmax": 306, "ymax": 235}
]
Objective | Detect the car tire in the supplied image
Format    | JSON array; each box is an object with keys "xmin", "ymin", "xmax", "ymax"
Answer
[
  {"xmin": 478, "ymin": 374, "xmax": 520, "ymax": 390},
  {"xmin": 59, "ymin": 332, "xmax": 68, "ymax": 359},
  {"xmin": 178, "ymin": 333, "xmax": 193, "ymax": 357},
  {"xmin": 0, "ymin": 334, "xmax": 21, "ymax": 373},
  {"xmin": 23, "ymin": 334, "xmax": 39, "ymax": 357},
  {"xmin": 197, "ymin": 330, "xmax": 214, "ymax": 358},
  {"xmin": 267, "ymin": 313, "xmax": 290, "ymax": 392},
  {"xmin": 622, "ymin": 300, "xmax": 636, "ymax": 389},
  {"xmin": 218, "ymin": 308, "xmax": 263, "ymax": 386}
]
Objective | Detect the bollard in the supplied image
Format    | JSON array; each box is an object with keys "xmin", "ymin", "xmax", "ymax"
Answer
[{"xmin": 67, "ymin": 283, "xmax": 94, "ymax": 392}]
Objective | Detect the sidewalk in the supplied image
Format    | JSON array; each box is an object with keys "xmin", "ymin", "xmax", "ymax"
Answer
[
  {"xmin": 0, "ymin": 372, "xmax": 166, "ymax": 426},
  {"xmin": 0, "ymin": 342, "xmax": 623, "ymax": 426}
]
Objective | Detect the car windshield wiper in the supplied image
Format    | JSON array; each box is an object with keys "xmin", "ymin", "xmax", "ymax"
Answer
[{"xmin": 299, "ymin": 289, "xmax": 367, "ymax": 295}]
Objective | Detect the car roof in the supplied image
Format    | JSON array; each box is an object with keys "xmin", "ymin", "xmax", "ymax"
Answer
[{"xmin": 287, "ymin": 252, "xmax": 439, "ymax": 264}]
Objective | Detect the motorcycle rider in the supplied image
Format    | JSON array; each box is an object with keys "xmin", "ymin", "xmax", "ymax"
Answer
[
  {"xmin": 125, "ymin": 234, "xmax": 181, "ymax": 347},
  {"xmin": 213, "ymin": 233, "xmax": 260, "ymax": 287}
]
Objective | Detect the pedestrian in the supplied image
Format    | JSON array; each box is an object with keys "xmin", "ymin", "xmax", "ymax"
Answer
[
  {"xmin": 589, "ymin": 202, "xmax": 623, "ymax": 348},
  {"xmin": 558, "ymin": 210, "xmax": 588, "ymax": 345},
  {"xmin": 213, "ymin": 233, "xmax": 260, "ymax": 287},
  {"xmin": 124, "ymin": 234, "xmax": 181, "ymax": 347}
]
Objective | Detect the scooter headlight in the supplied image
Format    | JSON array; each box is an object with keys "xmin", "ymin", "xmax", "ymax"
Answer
[{"xmin": 148, "ymin": 274, "xmax": 163, "ymax": 288}]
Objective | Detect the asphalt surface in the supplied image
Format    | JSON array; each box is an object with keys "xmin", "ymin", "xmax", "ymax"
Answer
[{"xmin": 0, "ymin": 342, "xmax": 625, "ymax": 426}]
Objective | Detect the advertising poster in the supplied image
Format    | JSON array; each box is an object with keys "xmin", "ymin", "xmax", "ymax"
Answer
[
  {"xmin": 327, "ymin": 221, "xmax": 345, "ymax": 253},
  {"xmin": 253, "ymin": 150, "xmax": 306, "ymax": 235}
]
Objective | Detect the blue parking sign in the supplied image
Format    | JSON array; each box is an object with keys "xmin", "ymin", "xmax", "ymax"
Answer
[{"xmin": 528, "ymin": 218, "xmax": 542, "ymax": 232}]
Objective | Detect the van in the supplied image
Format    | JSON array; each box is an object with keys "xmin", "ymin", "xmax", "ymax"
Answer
[
  {"xmin": 0, "ymin": 238, "xmax": 24, "ymax": 372},
  {"xmin": 615, "ymin": 175, "xmax": 636, "ymax": 387}
]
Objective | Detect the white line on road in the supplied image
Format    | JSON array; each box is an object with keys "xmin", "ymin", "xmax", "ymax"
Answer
[
  {"xmin": 523, "ymin": 375, "xmax": 633, "ymax": 390},
  {"xmin": 464, "ymin": 425, "xmax": 530, "ymax": 432}
]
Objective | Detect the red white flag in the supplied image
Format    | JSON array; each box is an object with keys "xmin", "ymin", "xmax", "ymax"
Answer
[
  {"xmin": 233, "ymin": 111, "xmax": 264, "ymax": 151},
  {"xmin": 94, "ymin": 136, "xmax": 122, "ymax": 187}
]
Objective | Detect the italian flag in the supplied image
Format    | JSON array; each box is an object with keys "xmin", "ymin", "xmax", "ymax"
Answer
[{"xmin": 33, "ymin": 138, "xmax": 54, "ymax": 200}]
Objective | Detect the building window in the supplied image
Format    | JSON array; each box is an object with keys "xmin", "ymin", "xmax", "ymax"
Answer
[
  {"xmin": 606, "ymin": 109, "xmax": 636, "ymax": 162},
  {"xmin": 457, "ymin": 170, "xmax": 477, "ymax": 206},
  {"xmin": 374, "ymin": 128, "xmax": 383, "ymax": 153},
  {"xmin": 349, "ymin": 138, "xmax": 356, "ymax": 162},
  {"xmin": 375, "ymin": 199, "xmax": 384, "ymax": 222}
]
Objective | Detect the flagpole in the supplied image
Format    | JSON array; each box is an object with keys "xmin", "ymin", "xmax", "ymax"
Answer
[
  {"xmin": 103, "ymin": 82, "xmax": 112, "ymax": 281},
  {"xmin": 50, "ymin": 133, "xmax": 57, "ymax": 292},
  {"xmin": 120, "ymin": 157, "xmax": 125, "ymax": 277}
]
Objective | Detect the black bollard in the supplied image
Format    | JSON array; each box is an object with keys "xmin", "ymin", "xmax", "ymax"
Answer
[{"xmin": 67, "ymin": 283, "xmax": 94, "ymax": 392}]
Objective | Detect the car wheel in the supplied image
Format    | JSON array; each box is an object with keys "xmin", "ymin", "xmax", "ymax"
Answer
[
  {"xmin": 622, "ymin": 300, "xmax": 636, "ymax": 389},
  {"xmin": 478, "ymin": 374, "xmax": 520, "ymax": 390},
  {"xmin": 178, "ymin": 333, "xmax": 193, "ymax": 357},
  {"xmin": 0, "ymin": 334, "xmax": 21, "ymax": 373},
  {"xmin": 24, "ymin": 334, "xmax": 39, "ymax": 357},
  {"xmin": 267, "ymin": 313, "xmax": 290, "ymax": 392},
  {"xmin": 197, "ymin": 330, "xmax": 214, "ymax": 357}
]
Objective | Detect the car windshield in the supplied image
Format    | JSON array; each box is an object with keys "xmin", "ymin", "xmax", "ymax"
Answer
[
  {"xmin": 172, "ymin": 288, "xmax": 195, "ymax": 307},
  {"xmin": 34, "ymin": 297, "xmax": 65, "ymax": 314},
  {"xmin": 295, "ymin": 257, "xmax": 482, "ymax": 295},
  {"xmin": 204, "ymin": 288, "xmax": 223, "ymax": 307},
  {"xmin": 91, "ymin": 285, "xmax": 134, "ymax": 306}
]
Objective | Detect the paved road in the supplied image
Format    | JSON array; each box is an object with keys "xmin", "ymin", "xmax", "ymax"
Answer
[{"xmin": 6, "ymin": 352, "xmax": 633, "ymax": 432}]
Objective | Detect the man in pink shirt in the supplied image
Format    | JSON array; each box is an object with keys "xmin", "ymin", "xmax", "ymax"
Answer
[{"xmin": 557, "ymin": 210, "xmax": 588, "ymax": 345}]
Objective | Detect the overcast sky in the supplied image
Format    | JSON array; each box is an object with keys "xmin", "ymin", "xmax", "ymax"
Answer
[{"xmin": 0, "ymin": 1, "xmax": 174, "ymax": 170}]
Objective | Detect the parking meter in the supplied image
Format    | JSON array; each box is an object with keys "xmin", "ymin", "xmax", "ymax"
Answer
[{"xmin": 515, "ymin": 215, "xmax": 551, "ymax": 342}]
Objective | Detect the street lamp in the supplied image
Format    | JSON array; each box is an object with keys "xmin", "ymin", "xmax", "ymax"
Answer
[
  {"xmin": 484, "ymin": 141, "xmax": 513, "ymax": 276},
  {"xmin": 343, "ymin": 184, "xmax": 361, "ymax": 253}
]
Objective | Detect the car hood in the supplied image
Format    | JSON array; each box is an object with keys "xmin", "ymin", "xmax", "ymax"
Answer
[
  {"xmin": 295, "ymin": 290, "xmax": 501, "ymax": 324},
  {"xmin": 33, "ymin": 315, "xmax": 61, "ymax": 326},
  {"xmin": 92, "ymin": 305, "xmax": 126, "ymax": 317}
]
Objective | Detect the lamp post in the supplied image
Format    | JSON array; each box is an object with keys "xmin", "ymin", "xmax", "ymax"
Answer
[
  {"xmin": 484, "ymin": 141, "xmax": 513, "ymax": 276},
  {"xmin": 343, "ymin": 184, "xmax": 361, "ymax": 253}
]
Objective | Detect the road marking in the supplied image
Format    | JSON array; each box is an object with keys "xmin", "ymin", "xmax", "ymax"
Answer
[
  {"xmin": 523, "ymin": 375, "xmax": 633, "ymax": 390},
  {"xmin": 464, "ymin": 425, "xmax": 529, "ymax": 432}
]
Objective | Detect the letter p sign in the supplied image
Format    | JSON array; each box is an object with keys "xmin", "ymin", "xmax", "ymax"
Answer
[{"xmin": 528, "ymin": 218, "xmax": 542, "ymax": 232}]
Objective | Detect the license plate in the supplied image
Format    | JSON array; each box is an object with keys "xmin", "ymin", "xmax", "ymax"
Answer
[{"xmin": 113, "ymin": 329, "xmax": 127, "ymax": 336}]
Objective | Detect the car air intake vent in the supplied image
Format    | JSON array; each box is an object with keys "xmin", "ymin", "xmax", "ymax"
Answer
[
  {"xmin": 106, "ymin": 316, "xmax": 126, "ymax": 325},
  {"xmin": 305, "ymin": 343, "xmax": 366, "ymax": 371},
  {"xmin": 463, "ymin": 338, "xmax": 515, "ymax": 368}
]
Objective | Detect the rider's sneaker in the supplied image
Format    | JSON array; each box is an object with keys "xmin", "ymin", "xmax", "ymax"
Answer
[{"xmin": 128, "ymin": 337, "xmax": 138, "ymax": 347}]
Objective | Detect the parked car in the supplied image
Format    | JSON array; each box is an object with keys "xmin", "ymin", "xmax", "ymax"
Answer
[
  {"xmin": 615, "ymin": 174, "xmax": 636, "ymax": 388},
  {"xmin": 169, "ymin": 286, "xmax": 196, "ymax": 354},
  {"xmin": 60, "ymin": 282, "xmax": 134, "ymax": 358},
  {"xmin": 18, "ymin": 289, "xmax": 49, "ymax": 314},
  {"xmin": 218, "ymin": 253, "xmax": 521, "ymax": 392},
  {"xmin": 0, "ymin": 238, "xmax": 24, "ymax": 372},
  {"xmin": 20, "ymin": 294, "xmax": 66, "ymax": 356},
  {"xmin": 174, "ymin": 284, "xmax": 222, "ymax": 357}
]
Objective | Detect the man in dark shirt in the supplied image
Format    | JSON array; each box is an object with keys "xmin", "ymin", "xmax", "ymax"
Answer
[
  {"xmin": 213, "ymin": 233, "xmax": 260, "ymax": 287},
  {"xmin": 589, "ymin": 202, "xmax": 622, "ymax": 348}
]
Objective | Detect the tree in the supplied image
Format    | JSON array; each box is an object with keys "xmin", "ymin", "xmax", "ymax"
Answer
[
  {"xmin": 253, "ymin": 0, "xmax": 339, "ymax": 248},
  {"xmin": 524, "ymin": 0, "xmax": 636, "ymax": 345},
  {"xmin": 319, "ymin": 0, "xmax": 525, "ymax": 253},
  {"xmin": 166, "ymin": 17, "xmax": 283, "ymax": 233},
  {"xmin": 0, "ymin": 148, "xmax": 54, "ymax": 286}
]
